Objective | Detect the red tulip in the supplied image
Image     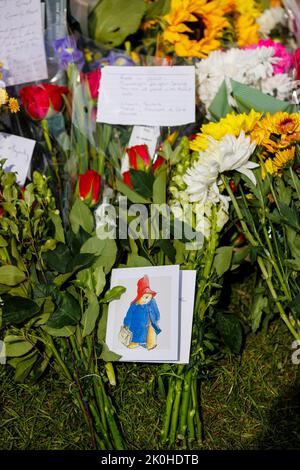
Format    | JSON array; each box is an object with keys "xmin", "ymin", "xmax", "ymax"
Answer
[
  {"xmin": 80, "ymin": 69, "xmax": 101, "ymax": 100},
  {"xmin": 78, "ymin": 169, "xmax": 101, "ymax": 206},
  {"xmin": 19, "ymin": 83, "xmax": 69, "ymax": 120},
  {"xmin": 0, "ymin": 207, "xmax": 4, "ymax": 217}
]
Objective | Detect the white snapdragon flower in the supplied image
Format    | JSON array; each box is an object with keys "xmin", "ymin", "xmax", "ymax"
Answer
[{"xmin": 257, "ymin": 7, "xmax": 287, "ymax": 36}]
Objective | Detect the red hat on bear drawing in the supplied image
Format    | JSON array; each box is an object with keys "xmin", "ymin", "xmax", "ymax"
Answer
[{"xmin": 131, "ymin": 275, "xmax": 157, "ymax": 304}]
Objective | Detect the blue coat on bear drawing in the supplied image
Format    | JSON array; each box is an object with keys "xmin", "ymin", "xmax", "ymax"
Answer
[{"xmin": 123, "ymin": 298, "xmax": 161, "ymax": 346}]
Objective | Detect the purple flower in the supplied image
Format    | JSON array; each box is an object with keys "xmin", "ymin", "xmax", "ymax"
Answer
[
  {"xmin": 53, "ymin": 36, "xmax": 84, "ymax": 70},
  {"xmin": 99, "ymin": 51, "xmax": 135, "ymax": 67}
]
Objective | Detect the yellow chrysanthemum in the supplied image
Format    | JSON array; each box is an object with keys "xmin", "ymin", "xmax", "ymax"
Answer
[
  {"xmin": 0, "ymin": 88, "xmax": 8, "ymax": 106},
  {"xmin": 262, "ymin": 147, "xmax": 295, "ymax": 177},
  {"xmin": 190, "ymin": 110, "xmax": 262, "ymax": 152},
  {"xmin": 252, "ymin": 112, "xmax": 300, "ymax": 152},
  {"xmin": 163, "ymin": 0, "xmax": 229, "ymax": 58},
  {"xmin": 8, "ymin": 97, "xmax": 20, "ymax": 113}
]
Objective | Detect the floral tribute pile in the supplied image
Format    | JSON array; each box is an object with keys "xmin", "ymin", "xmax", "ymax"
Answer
[{"xmin": 0, "ymin": 0, "xmax": 300, "ymax": 450}]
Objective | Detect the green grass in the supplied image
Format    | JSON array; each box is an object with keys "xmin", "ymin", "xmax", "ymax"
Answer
[{"xmin": 1, "ymin": 320, "xmax": 299, "ymax": 450}]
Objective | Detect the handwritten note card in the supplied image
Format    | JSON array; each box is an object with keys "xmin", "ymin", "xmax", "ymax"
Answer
[
  {"xmin": 0, "ymin": 133, "xmax": 35, "ymax": 185},
  {"xmin": 97, "ymin": 66, "xmax": 195, "ymax": 126},
  {"xmin": 0, "ymin": 0, "xmax": 48, "ymax": 86}
]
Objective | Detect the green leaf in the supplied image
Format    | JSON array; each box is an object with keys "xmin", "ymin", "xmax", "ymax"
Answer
[
  {"xmin": 49, "ymin": 211, "xmax": 65, "ymax": 243},
  {"xmin": 4, "ymin": 335, "xmax": 36, "ymax": 357},
  {"xmin": 14, "ymin": 351, "xmax": 39, "ymax": 383},
  {"xmin": 216, "ymin": 314, "xmax": 243, "ymax": 354},
  {"xmin": 80, "ymin": 236, "xmax": 107, "ymax": 256},
  {"xmin": 97, "ymin": 304, "xmax": 108, "ymax": 343},
  {"xmin": 116, "ymin": 178, "xmax": 151, "ymax": 204},
  {"xmin": 250, "ymin": 292, "xmax": 268, "ymax": 333},
  {"xmin": 214, "ymin": 246, "xmax": 233, "ymax": 277},
  {"xmin": 69, "ymin": 198, "xmax": 94, "ymax": 234},
  {"xmin": 94, "ymin": 266, "xmax": 106, "ymax": 296},
  {"xmin": 127, "ymin": 254, "xmax": 152, "ymax": 267},
  {"xmin": 152, "ymin": 166, "xmax": 167, "ymax": 204},
  {"xmin": 102, "ymin": 286, "xmax": 126, "ymax": 303},
  {"xmin": 41, "ymin": 325, "xmax": 76, "ymax": 337},
  {"xmin": 42, "ymin": 243, "xmax": 73, "ymax": 274},
  {"xmin": 46, "ymin": 293, "xmax": 81, "ymax": 328},
  {"xmin": 93, "ymin": 239, "xmax": 117, "ymax": 274},
  {"xmin": 0, "ymin": 235, "xmax": 8, "ymax": 247},
  {"xmin": 145, "ymin": 0, "xmax": 171, "ymax": 18},
  {"xmin": 100, "ymin": 342, "xmax": 121, "ymax": 362},
  {"xmin": 89, "ymin": 0, "xmax": 146, "ymax": 47},
  {"xmin": 2, "ymin": 296, "xmax": 40, "ymax": 325},
  {"xmin": 130, "ymin": 169, "xmax": 154, "ymax": 199},
  {"xmin": 81, "ymin": 290, "xmax": 100, "ymax": 337},
  {"xmin": 0, "ymin": 265, "xmax": 26, "ymax": 286}
]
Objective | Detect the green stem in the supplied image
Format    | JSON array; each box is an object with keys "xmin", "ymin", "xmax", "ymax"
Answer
[
  {"xmin": 161, "ymin": 377, "xmax": 175, "ymax": 444},
  {"xmin": 169, "ymin": 375, "xmax": 183, "ymax": 446},
  {"xmin": 178, "ymin": 368, "xmax": 193, "ymax": 441},
  {"xmin": 187, "ymin": 394, "xmax": 195, "ymax": 443},
  {"xmin": 191, "ymin": 378, "xmax": 202, "ymax": 444}
]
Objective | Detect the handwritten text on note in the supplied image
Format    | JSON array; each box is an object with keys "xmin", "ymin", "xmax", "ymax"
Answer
[
  {"xmin": 0, "ymin": 0, "xmax": 48, "ymax": 86},
  {"xmin": 97, "ymin": 66, "xmax": 195, "ymax": 126},
  {"xmin": 0, "ymin": 133, "xmax": 36, "ymax": 186}
]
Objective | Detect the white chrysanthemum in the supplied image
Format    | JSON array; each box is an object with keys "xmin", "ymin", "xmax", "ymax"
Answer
[
  {"xmin": 196, "ymin": 47, "xmax": 276, "ymax": 111},
  {"xmin": 183, "ymin": 132, "xmax": 258, "ymax": 205},
  {"xmin": 257, "ymin": 7, "xmax": 287, "ymax": 36},
  {"xmin": 261, "ymin": 73, "xmax": 297, "ymax": 101}
]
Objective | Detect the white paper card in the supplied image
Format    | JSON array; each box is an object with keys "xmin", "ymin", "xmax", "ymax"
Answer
[
  {"xmin": 106, "ymin": 265, "xmax": 180, "ymax": 362},
  {"xmin": 142, "ymin": 270, "xmax": 196, "ymax": 364},
  {"xmin": 0, "ymin": 133, "xmax": 35, "ymax": 186},
  {"xmin": 0, "ymin": 0, "xmax": 48, "ymax": 86},
  {"xmin": 121, "ymin": 125, "xmax": 160, "ymax": 174},
  {"xmin": 97, "ymin": 66, "xmax": 195, "ymax": 126}
]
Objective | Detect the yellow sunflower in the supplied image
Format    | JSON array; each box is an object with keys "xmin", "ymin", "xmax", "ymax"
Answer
[
  {"xmin": 190, "ymin": 110, "xmax": 261, "ymax": 152},
  {"xmin": 163, "ymin": 0, "xmax": 229, "ymax": 58},
  {"xmin": 235, "ymin": 14, "xmax": 260, "ymax": 46}
]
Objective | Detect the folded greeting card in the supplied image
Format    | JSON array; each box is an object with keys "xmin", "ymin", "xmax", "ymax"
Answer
[{"xmin": 105, "ymin": 265, "xmax": 196, "ymax": 363}]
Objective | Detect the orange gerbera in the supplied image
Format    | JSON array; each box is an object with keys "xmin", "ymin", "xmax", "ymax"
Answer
[{"xmin": 163, "ymin": 0, "xmax": 229, "ymax": 58}]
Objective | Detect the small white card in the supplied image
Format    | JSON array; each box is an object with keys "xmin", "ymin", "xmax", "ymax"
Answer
[
  {"xmin": 0, "ymin": 133, "xmax": 35, "ymax": 186},
  {"xmin": 97, "ymin": 66, "xmax": 195, "ymax": 126},
  {"xmin": 106, "ymin": 265, "xmax": 180, "ymax": 362},
  {"xmin": 143, "ymin": 270, "xmax": 196, "ymax": 364},
  {"xmin": 121, "ymin": 125, "xmax": 161, "ymax": 174},
  {"xmin": 0, "ymin": 0, "xmax": 48, "ymax": 86}
]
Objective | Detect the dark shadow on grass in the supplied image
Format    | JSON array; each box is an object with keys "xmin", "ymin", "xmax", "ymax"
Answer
[{"xmin": 248, "ymin": 379, "xmax": 300, "ymax": 450}]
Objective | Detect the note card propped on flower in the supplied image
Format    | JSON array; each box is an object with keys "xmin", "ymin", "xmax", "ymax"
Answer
[
  {"xmin": 0, "ymin": 133, "xmax": 35, "ymax": 186},
  {"xmin": 97, "ymin": 66, "xmax": 195, "ymax": 126},
  {"xmin": 0, "ymin": 0, "xmax": 48, "ymax": 86}
]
